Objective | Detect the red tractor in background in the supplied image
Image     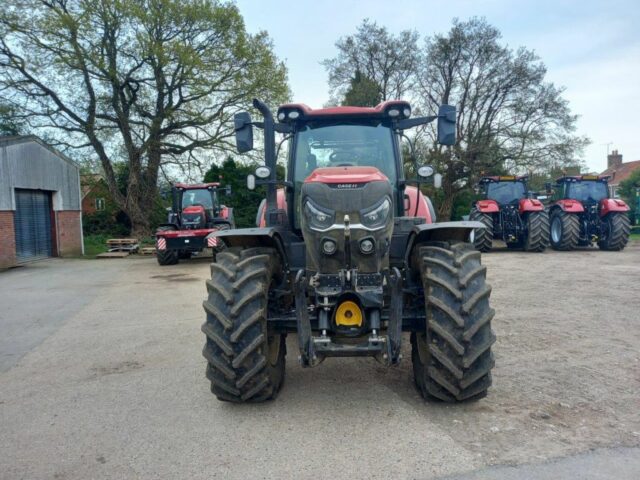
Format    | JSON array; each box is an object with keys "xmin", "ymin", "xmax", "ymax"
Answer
[
  {"xmin": 200, "ymin": 98, "xmax": 496, "ymax": 404},
  {"xmin": 155, "ymin": 183, "xmax": 234, "ymax": 265},
  {"xmin": 547, "ymin": 175, "xmax": 630, "ymax": 251},
  {"xmin": 469, "ymin": 175, "xmax": 549, "ymax": 252}
]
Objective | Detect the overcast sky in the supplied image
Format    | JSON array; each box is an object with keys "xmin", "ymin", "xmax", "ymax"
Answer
[{"xmin": 236, "ymin": 0, "xmax": 640, "ymax": 173}]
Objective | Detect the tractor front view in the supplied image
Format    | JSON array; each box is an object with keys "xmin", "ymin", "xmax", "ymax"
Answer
[
  {"xmin": 201, "ymin": 99, "xmax": 495, "ymax": 403},
  {"xmin": 547, "ymin": 175, "xmax": 631, "ymax": 251},
  {"xmin": 155, "ymin": 183, "xmax": 234, "ymax": 265},
  {"xmin": 469, "ymin": 176, "xmax": 549, "ymax": 252}
]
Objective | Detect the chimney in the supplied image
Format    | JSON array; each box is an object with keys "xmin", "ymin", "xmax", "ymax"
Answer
[{"xmin": 607, "ymin": 149, "xmax": 622, "ymax": 169}]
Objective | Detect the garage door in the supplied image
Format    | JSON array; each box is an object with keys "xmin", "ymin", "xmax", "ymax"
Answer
[{"xmin": 14, "ymin": 189, "xmax": 53, "ymax": 262}]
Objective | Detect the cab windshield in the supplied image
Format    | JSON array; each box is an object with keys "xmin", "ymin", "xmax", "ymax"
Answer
[
  {"xmin": 486, "ymin": 181, "xmax": 526, "ymax": 204},
  {"xmin": 182, "ymin": 189, "xmax": 213, "ymax": 209},
  {"xmin": 293, "ymin": 122, "xmax": 396, "ymax": 184},
  {"xmin": 566, "ymin": 181, "xmax": 608, "ymax": 202}
]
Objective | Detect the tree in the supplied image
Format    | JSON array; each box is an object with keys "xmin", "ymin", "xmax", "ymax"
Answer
[
  {"xmin": 203, "ymin": 157, "xmax": 285, "ymax": 228},
  {"xmin": 342, "ymin": 70, "xmax": 381, "ymax": 107},
  {"xmin": 618, "ymin": 169, "xmax": 640, "ymax": 224},
  {"xmin": 0, "ymin": 0, "xmax": 289, "ymax": 236},
  {"xmin": 322, "ymin": 19, "xmax": 419, "ymax": 105},
  {"xmin": 415, "ymin": 18, "xmax": 589, "ymax": 218}
]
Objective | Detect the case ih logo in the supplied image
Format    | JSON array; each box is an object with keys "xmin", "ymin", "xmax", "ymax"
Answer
[{"xmin": 332, "ymin": 183, "xmax": 363, "ymax": 189}]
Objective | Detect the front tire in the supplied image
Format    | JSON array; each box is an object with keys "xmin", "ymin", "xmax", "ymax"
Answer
[
  {"xmin": 598, "ymin": 213, "xmax": 631, "ymax": 251},
  {"xmin": 524, "ymin": 211, "xmax": 550, "ymax": 252},
  {"xmin": 469, "ymin": 208, "xmax": 493, "ymax": 252},
  {"xmin": 549, "ymin": 210, "xmax": 579, "ymax": 250},
  {"xmin": 201, "ymin": 247, "xmax": 286, "ymax": 402},
  {"xmin": 411, "ymin": 242, "xmax": 496, "ymax": 402}
]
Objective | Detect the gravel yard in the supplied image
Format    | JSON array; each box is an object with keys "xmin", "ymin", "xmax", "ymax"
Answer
[{"xmin": 1, "ymin": 244, "xmax": 639, "ymax": 479}]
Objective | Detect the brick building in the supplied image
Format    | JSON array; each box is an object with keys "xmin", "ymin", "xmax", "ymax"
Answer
[
  {"xmin": 0, "ymin": 136, "xmax": 83, "ymax": 269},
  {"xmin": 600, "ymin": 150, "xmax": 640, "ymax": 198}
]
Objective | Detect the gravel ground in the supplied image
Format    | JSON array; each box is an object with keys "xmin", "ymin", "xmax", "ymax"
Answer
[{"xmin": 1, "ymin": 243, "xmax": 639, "ymax": 479}]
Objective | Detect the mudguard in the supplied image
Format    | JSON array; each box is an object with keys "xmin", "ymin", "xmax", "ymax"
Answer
[
  {"xmin": 206, "ymin": 226, "xmax": 289, "ymax": 267},
  {"xmin": 475, "ymin": 199, "xmax": 499, "ymax": 213},
  {"xmin": 554, "ymin": 199, "xmax": 584, "ymax": 213},
  {"xmin": 518, "ymin": 198, "xmax": 544, "ymax": 214},
  {"xmin": 599, "ymin": 198, "xmax": 630, "ymax": 217},
  {"xmin": 404, "ymin": 220, "xmax": 485, "ymax": 264}
]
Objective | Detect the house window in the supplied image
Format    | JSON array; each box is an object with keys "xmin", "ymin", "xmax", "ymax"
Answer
[{"xmin": 95, "ymin": 197, "xmax": 106, "ymax": 211}]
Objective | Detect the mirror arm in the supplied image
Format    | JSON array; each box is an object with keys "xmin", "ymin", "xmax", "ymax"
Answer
[
  {"xmin": 395, "ymin": 115, "xmax": 438, "ymax": 130},
  {"xmin": 274, "ymin": 123, "xmax": 293, "ymax": 134}
]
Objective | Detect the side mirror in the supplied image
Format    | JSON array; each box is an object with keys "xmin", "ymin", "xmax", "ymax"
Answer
[
  {"xmin": 247, "ymin": 174, "xmax": 256, "ymax": 191},
  {"xmin": 434, "ymin": 173, "xmax": 443, "ymax": 189},
  {"xmin": 225, "ymin": 185, "xmax": 232, "ymax": 196},
  {"xmin": 437, "ymin": 104, "xmax": 456, "ymax": 146},
  {"xmin": 234, "ymin": 112, "xmax": 253, "ymax": 153}
]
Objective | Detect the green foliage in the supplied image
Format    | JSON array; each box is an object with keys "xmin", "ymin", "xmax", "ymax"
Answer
[
  {"xmin": 204, "ymin": 157, "xmax": 285, "ymax": 228},
  {"xmin": 83, "ymin": 235, "xmax": 111, "ymax": 257},
  {"xmin": 618, "ymin": 169, "xmax": 640, "ymax": 223},
  {"xmin": 342, "ymin": 70, "xmax": 381, "ymax": 107},
  {"xmin": 82, "ymin": 210, "xmax": 130, "ymax": 236}
]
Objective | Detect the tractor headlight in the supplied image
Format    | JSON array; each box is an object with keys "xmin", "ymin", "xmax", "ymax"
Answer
[
  {"xmin": 361, "ymin": 197, "xmax": 391, "ymax": 230},
  {"xmin": 303, "ymin": 200, "xmax": 335, "ymax": 231}
]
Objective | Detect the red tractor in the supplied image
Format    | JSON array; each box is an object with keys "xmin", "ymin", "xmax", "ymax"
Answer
[
  {"xmin": 200, "ymin": 99, "xmax": 496, "ymax": 403},
  {"xmin": 155, "ymin": 183, "xmax": 234, "ymax": 265},
  {"xmin": 469, "ymin": 176, "xmax": 549, "ymax": 252},
  {"xmin": 547, "ymin": 175, "xmax": 631, "ymax": 251}
]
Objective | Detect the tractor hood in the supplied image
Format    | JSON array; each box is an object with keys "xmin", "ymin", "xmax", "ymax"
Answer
[
  {"xmin": 300, "ymin": 166, "xmax": 394, "ymax": 275},
  {"xmin": 304, "ymin": 166, "xmax": 388, "ymax": 185}
]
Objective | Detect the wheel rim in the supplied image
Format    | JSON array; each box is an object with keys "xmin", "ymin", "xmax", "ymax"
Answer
[{"xmin": 551, "ymin": 216, "xmax": 562, "ymax": 243}]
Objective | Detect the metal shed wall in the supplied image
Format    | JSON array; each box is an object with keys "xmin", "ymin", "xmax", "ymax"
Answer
[{"xmin": 0, "ymin": 137, "xmax": 80, "ymax": 211}]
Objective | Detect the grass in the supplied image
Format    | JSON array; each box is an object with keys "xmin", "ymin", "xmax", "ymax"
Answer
[
  {"xmin": 630, "ymin": 233, "xmax": 640, "ymax": 242},
  {"xmin": 83, "ymin": 234, "xmax": 111, "ymax": 257}
]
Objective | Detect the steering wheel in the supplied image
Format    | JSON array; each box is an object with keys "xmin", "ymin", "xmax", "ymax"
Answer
[{"xmin": 330, "ymin": 151, "xmax": 356, "ymax": 167}]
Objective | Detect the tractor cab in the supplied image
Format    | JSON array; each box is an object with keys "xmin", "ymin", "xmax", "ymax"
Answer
[
  {"xmin": 552, "ymin": 175, "xmax": 609, "ymax": 205},
  {"xmin": 479, "ymin": 176, "xmax": 528, "ymax": 205}
]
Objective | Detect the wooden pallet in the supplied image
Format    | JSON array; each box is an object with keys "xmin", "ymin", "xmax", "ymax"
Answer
[
  {"xmin": 139, "ymin": 247, "xmax": 156, "ymax": 256},
  {"xmin": 107, "ymin": 238, "xmax": 139, "ymax": 252}
]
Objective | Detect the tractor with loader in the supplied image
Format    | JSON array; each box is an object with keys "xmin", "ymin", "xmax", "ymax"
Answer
[
  {"xmin": 200, "ymin": 99, "xmax": 496, "ymax": 403},
  {"xmin": 155, "ymin": 183, "xmax": 234, "ymax": 265},
  {"xmin": 547, "ymin": 175, "xmax": 631, "ymax": 251},
  {"xmin": 469, "ymin": 175, "xmax": 549, "ymax": 252}
]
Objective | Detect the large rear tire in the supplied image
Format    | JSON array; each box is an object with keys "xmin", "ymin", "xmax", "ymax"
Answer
[
  {"xmin": 156, "ymin": 226, "xmax": 179, "ymax": 265},
  {"xmin": 411, "ymin": 242, "xmax": 496, "ymax": 402},
  {"xmin": 469, "ymin": 208, "xmax": 493, "ymax": 252},
  {"xmin": 157, "ymin": 249, "xmax": 179, "ymax": 265},
  {"xmin": 549, "ymin": 210, "xmax": 579, "ymax": 251},
  {"xmin": 598, "ymin": 213, "xmax": 631, "ymax": 251},
  {"xmin": 201, "ymin": 247, "xmax": 286, "ymax": 402},
  {"xmin": 524, "ymin": 211, "xmax": 550, "ymax": 252}
]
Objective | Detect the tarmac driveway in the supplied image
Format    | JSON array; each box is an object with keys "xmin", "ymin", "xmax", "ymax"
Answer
[{"xmin": 1, "ymin": 246, "xmax": 639, "ymax": 479}]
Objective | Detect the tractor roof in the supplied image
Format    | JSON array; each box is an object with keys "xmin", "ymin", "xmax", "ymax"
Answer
[
  {"xmin": 479, "ymin": 175, "xmax": 528, "ymax": 183},
  {"xmin": 277, "ymin": 100, "xmax": 411, "ymax": 122},
  {"xmin": 174, "ymin": 182, "xmax": 220, "ymax": 190},
  {"xmin": 555, "ymin": 175, "xmax": 610, "ymax": 183}
]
